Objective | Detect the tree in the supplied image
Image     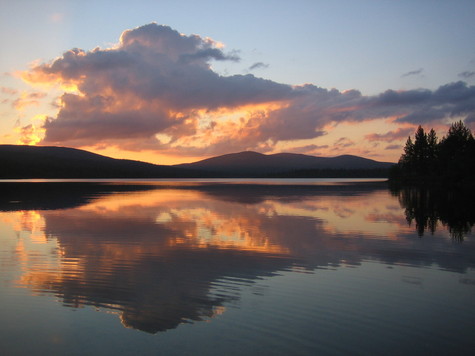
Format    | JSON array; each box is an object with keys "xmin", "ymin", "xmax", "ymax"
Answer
[
  {"xmin": 439, "ymin": 121, "xmax": 473, "ymax": 155},
  {"xmin": 390, "ymin": 121, "xmax": 474, "ymax": 185},
  {"xmin": 439, "ymin": 121, "xmax": 474, "ymax": 180},
  {"xmin": 399, "ymin": 136, "xmax": 414, "ymax": 169},
  {"xmin": 426, "ymin": 128, "xmax": 438, "ymax": 174},
  {"xmin": 412, "ymin": 126, "xmax": 428, "ymax": 175}
]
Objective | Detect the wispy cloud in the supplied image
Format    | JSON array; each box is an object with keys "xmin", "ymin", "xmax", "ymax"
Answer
[
  {"xmin": 248, "ymin": 62, "xmax": 269, "ymax": 71},
  {"xmin": 401, "ymin": 68, "xmax": 423, "ymax": 77},
  {"xmin": 334, "ymin": 137, "xmax": 355, "ymax": 148},
  {"xmin": 458, "ymin": 71, "xmax": 475, "ymax": 79},
  {"xmin": 1, "ymin": 87, "xmax": 18, "ymax": 95},
  {"xmin": 365, "ymin": 128, "xmax": 413, "ymax": 142},
  {"xmin": 287, "ymin": 144, "xmax": 329, "ymax": 155},
  {"xmin": 12, "ymin": 91, "xmax": 46, "ymax": 110}
]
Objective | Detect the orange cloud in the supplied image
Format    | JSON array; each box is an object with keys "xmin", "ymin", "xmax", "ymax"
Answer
[
  {"xmin": 12, "ymin": 91, "xmax": 47, "ymax": 110},
  {"xmin": 365, "ymin": 127, "xmax": 414, "ymax": 142},
  {"xmin": 19, "ymin": 23, "xmax": 475, "ymax": 159},
  {"xmin": 15, "ymin": 115, "xmax": 46, "ymax": 145},
  {"xmin": 1, "ymin": 86, "xmax": 18, "ymax": 95}
]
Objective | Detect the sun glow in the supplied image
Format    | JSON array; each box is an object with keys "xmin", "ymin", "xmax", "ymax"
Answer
[{"xmin": 14, "ymin": 115, "xmax": 47, "ymax": 145}]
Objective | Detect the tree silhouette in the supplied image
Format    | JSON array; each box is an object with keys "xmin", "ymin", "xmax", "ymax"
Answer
[
  {"xmin": 438, "ymin": 121, "xmax": 475, "ymax": 180},
  {"xmin": 399, "ymin": 136, "xmax": 414, "ymax": 169},
  {"xmin": 390, "ymin": 121, "xmax": 474, "ymax": 185},
  {"xmin": 426, "ymin": 128, "xmax": 438, "ymax": 175}
]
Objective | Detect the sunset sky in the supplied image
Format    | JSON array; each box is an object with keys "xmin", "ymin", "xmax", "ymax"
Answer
[{"xmin": 1, "ymin": 0, "xmax": 474, "ymax": 165}]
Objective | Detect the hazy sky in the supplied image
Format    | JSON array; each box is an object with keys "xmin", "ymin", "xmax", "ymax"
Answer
[{"xmin": 1, "ymin": 0, "xmax": 474, "ymax": 164}]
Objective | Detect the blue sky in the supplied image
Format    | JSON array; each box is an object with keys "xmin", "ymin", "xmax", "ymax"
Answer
[{"xmin": 1, "ymin": 0, "xmax": 474, "ymax": 163}]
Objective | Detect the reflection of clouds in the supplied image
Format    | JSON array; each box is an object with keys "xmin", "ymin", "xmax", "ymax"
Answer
[
  {"xmin": 4, "ymin": 183, "xmax": 474, "ymax": 334},
  {"xmin": 13, "ymin": 190, "xmax": 295, "ymax": 333},
  {"xmin": 160, "ymin": 207, "xmax": 289, "ymax": 254},
  {"xmin": 260, "ymin": 190, "xmax": 411, "ymax": 240},
  {"xmin": 0, "ymin": 211, "xmax": 60, "ymax": 280},
  {"xmin": 19, "ymin": 211, "xmax": 46, "ymax": 243},
  {"xmin": 1, "ymin": 211, "xmax": 46, "ymax": 242},
  {"xmin": 333, "ymin": 206, "xmax": 355, "ymax": 219},
  {"xmin": 20, "ymin": 246, "xmax": 253, "ymax": 333}
]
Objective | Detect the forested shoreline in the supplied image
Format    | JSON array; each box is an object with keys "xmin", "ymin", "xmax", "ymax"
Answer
[{"xmin": 389, "ymin": 121, "xmax": 475, "ymax": 186}]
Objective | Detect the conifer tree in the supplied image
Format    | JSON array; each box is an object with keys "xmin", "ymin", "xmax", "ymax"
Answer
[
  {"xmin": 426, "ymin": 128, "xmax": 438, "ymax": 174},
  {"xmin": 439, "ymin": 121, "xmax": 474, "ymax": 179},
  {"xmin": 413, "ymin": 126, "xmax": 428, "ymax": 175},
  {"xmin": 391, "ymin": 121, "xmax": 474, "ymax": 184},
  {"xmin": 399, "ymin": 136, "xmax": 414, "ymax": 169}
]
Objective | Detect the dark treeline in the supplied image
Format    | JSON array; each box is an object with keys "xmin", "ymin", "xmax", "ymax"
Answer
[{"xmin": 389, "ymin": 121, "xmax": 475, "ymax": 185}]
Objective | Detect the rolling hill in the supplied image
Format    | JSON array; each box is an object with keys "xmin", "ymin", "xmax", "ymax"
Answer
[
  {"xmin": 0, "ymin": 145, "xmax": 198, "ymax": 178},
  {"xmin": 175, "ymin": 151, "xmax": 394, "ymax": 177},
  {"xmin": 0, "ymin": 145, "xmax": 394, "ymax": 179}
]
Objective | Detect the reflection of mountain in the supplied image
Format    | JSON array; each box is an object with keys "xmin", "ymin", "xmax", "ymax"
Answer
[
  {"xmin": 0, "ymin": 182, "xmax": 157, "ymax": 211},
  {"xmin": 0, "ymin": 180, "xmax": 388, "ymax": 210},
  {"xmin": 178, "ymin": 181, "xmax": 389, "ymax": 204},
  {"xmin": 391, "ymin": 185, "xmax": 475, "ymax": 240},
  {"xmin": 6, "ymin": 181, "xmax": 475, "ymax": 334}
]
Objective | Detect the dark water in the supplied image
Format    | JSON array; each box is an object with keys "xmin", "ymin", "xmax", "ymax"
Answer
[{"xmin": 0, "ymin": 179, "xmax": 474, "ymax": 355}]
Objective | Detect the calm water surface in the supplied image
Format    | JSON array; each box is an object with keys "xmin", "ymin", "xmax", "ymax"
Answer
[{"xmin": 0, "ymin": 179, "xmax": 474, "ymax": 355}]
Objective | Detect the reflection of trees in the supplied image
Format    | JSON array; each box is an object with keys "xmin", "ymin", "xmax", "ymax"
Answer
[{"xmin": 391, "ymin": 185, "xmax": 475, "ymax": 240}]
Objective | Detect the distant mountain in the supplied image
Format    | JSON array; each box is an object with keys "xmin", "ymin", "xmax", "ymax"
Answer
[
  {"xmin": 0, "ymin": 145, "xmax": 394, "ymax": 179},
  {"xmin": 175, "ymin": 151, "xmax": 394, "ymax": 177},
  {"xmin": 0, "ymin": 145, "xmax": 199, "ymax": 179}
]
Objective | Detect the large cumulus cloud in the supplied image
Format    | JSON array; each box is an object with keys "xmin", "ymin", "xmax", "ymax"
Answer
[{"xmin": 22, "ymin": 23, "xmax": 475, "ymax": 154}]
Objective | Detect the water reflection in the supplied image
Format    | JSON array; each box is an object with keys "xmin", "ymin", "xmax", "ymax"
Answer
[
  {"xmin": 2, "ymin": 181, "xmax": 474, "ymax": 334},
  {"xmin": 390, "ymin": 184, "xmax": 475, "ymax": 240}
]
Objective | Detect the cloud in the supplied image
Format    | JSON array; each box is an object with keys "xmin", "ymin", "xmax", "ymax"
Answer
[
  {"xmin": 23, "ymin": 24, "xmax": 294, "ymax": 149},
  {"xmin": 464, "ymin": 114, "xmax": 475, "ymax": 130},
  {"xmin": 21, "ymin": 23, "xmax": 475, "ymax": 155},
  {"xmin": 248, "ymin": 62, "xmax": 269, "ymax": 71},
  {"xmin": 287, "ymin": 144, "xmax": 329, "ymax": 155},
  {"xmin": 389, "ymin": 81, "xmax": 475, "ymax": 124},
  {"xmin": 458, "ymin": 71, "xmax": 475, "ymax": 79},
  {"xmin": 401, "ymin": 68, "xmax": 423, "ymax": 77},
  {"xmin": 1, "ymin": 87, "xmax": 18, "ymax": 95},
  {"xmin": 365, "ymin": 128, "xmax": 414, "ymax": 142},
  {"xmin": 385, "ymin": 144, "xmax": 402, "ymax": 150},
  {"xmin": 334, "ymin": 137, "xmax": 355, "ymax": 148},
  {"xmin": 16, "ymin": 124, "xmax": 44, "ymax": 145},
  {"xmin": 12, "ymin": 91, "xmax": 47, "ymax": 110}
]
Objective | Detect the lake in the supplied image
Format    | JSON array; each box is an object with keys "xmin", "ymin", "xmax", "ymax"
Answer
[{"xmin": 0, "ymin": 179, "xmax": 474, "ymax": 355}]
